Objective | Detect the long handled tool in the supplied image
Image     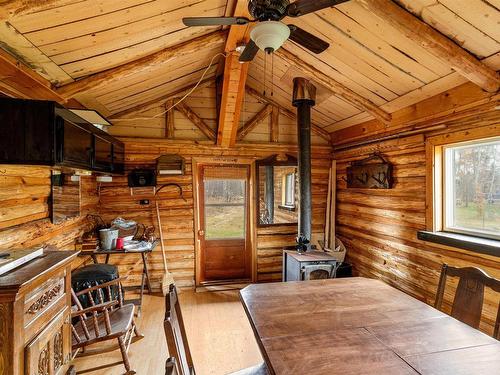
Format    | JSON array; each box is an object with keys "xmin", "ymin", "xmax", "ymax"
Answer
[
  {"xmin": 154, "ymin": 183, "xmax": 185, "ymax": 295},
  {"xmin": 156, "ymin": 199, "xmax": 175, "ymax": 296}
]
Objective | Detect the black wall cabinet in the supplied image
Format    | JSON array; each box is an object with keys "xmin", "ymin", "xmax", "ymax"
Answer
[{"xmin": 0, "ymin": 98, "xmax": 124, "ymax": 174}]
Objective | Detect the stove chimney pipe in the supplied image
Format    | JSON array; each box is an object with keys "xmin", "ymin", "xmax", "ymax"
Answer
[{"xmin": 292, "ymin": 77, "xmax": 316, "ymax": 249}]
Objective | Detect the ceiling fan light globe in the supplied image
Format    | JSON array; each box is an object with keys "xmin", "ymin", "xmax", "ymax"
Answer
[{"xmin": 250, "ymin": 21, "xmax": 290, "ymax": 53}]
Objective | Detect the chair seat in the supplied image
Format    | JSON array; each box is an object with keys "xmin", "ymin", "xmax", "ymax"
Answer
[
  {"xmin": 228, "ymin": 362, "xmax": 268, "ymax": 375},
  {"xmin": 73, "ymin": 303, "xmax": 135, "ymax": 347}
]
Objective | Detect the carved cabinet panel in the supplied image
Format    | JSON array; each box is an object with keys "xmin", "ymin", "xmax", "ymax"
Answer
[
  {"xmin": 25, "ymin": 309, "xmax": 71, "ymax": 375},
  {"xmin": 0, "ymin": 251, "xmax": 77, "ymax": 375}
]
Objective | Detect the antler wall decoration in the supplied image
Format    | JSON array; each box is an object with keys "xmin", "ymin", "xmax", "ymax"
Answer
[{"xmin": 346, "ymin": 153, "xmax": 393, "ymax": 189}]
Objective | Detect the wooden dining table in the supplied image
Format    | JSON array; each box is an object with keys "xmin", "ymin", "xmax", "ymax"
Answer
[{"xmin": 239, "ymin": 277, "xmax": 500, "ymax": 375}]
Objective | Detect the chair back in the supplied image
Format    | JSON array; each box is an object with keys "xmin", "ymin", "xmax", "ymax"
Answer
[
  {"xmin": 70, "ymin": 277, "xmax": 126, "ymax": 346},
  {"xmin": 164, "ymin": 284, "xmax": 195, "ymax": 375},
  {"xmin": 165, "ymin": 357, "xmax": 178, "ymax": 375},
  {"xmin": 435, "ymin": 264, "xmax": 500, "ymax": 339}
]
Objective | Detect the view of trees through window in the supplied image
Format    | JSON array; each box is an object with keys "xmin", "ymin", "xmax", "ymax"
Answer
[
  {"xmin": 204, "ymin": 179, "xmax": 246, "ymax": 239},
  {"xmin": 445, "ymin": 138, "xmax": 500, "ymax": 238}
]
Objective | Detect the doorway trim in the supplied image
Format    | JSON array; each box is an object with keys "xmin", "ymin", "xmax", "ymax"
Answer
[{"xmin": 192, "ymin": 156, "xmax": 257, "ymax": 287}]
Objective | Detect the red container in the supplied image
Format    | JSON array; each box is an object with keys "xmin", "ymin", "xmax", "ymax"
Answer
[{"xmin": 115, "ymin": 237, "xmax": 124, "ymax": 250}]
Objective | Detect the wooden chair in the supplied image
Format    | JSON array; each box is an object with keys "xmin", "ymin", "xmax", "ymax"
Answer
[
  {"xmin": 71, "ymin": 277, "xmax": 144, "ymax": 374},
  {"xmin": 164, "ymin": 284, "xmax": 268, "ymax": 375},
  {"xmin": 435, "ymin": 264, "xmax": 500, "ymax": 339}
]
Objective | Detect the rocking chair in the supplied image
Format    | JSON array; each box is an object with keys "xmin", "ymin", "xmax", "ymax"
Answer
[{"xmin": 71, "ymin": 277, "xmax": 144, "ymax": 374}]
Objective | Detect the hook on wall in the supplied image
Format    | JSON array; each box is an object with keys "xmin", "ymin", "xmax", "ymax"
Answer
[{"xmin": 155, "ymin": 183, "xmax": 187, "ymax": 202}]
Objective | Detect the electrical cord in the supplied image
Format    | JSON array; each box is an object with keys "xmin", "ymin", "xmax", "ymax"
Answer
[{"xmin": 115, "ymin": 52, "xmax": 227, "ymax": 121}]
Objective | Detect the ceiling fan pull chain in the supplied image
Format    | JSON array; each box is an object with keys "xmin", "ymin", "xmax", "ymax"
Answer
[
  {"xmin": 264, "ymin": 51, "xmax": 267, "ymax": 97},
  {"xmin": 271, "ymin": 52, "xmax": 274, "ymax": 97}
]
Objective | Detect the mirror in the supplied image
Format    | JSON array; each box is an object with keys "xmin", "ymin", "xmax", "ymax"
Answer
[
  {"xmin": 51, "ymin": 172, "xmax": 81, "ymax": 224},
  {"xmin": 256, "ymin": 155, "xmax": 298, "ymax": 226}
]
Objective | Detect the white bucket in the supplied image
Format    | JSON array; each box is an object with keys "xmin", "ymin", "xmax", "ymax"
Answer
[{"xmin": 99, "ymin": 228, "xmax": 119, "ymax": 250}]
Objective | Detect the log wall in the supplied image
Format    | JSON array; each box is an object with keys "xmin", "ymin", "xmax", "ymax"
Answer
[
  {"xmin": 0, "ymin": 166, "xmax": 98, "ymax": 267},
  {"xmin": 97, "ymin": 140, "xmax": 331, "ymax": 288},
  {"xmin": 333, "ymin": 101, "xmax": 500, "ymax": 336}
]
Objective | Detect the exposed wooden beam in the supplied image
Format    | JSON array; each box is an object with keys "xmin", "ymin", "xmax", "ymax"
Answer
[
  {"xmin": 175, "ymin": 100, "xmax": 216, "ymax": 141},
  {"xmin": 276, "ymin": 48, "xmax": 392, "ymax": 124},
  {"xmin": 270, "ymin": 105, "xmax": 280, "ymax": 143},
  {"xmin": 0, "ymin": 48, "xmax": 65, "ymax": 102},
  {"xmin": 246, "ymin": 86, "xmax": 332, "ymax": 144},
  {"xmin": 109, "ymin": 78, "xmax": 213, "ymax": 119},
  {"xmin": 165, "ymin": 99, "xmax": 175, "ymax": 139},
  {"xmin": 217, "ymin": 0, "xmax": 252, "ymax": 147},
  {"xmin": 56, "ymin": 31, "xmax": 226, "ymax": 98},
  {"xmin": 357, "ymin": 0, "xmax": 500, "ymax": 93},
  {"xmin": 237, "ymin": 104, "xmax": 272, "ymax": 141},
  {"xmin": 331, "ymin": 80, "xmax": 500, "ymax": 146}
]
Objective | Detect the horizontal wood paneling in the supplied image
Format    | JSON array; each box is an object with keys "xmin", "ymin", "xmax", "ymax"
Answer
[
  {"xmin": 0, "ymin": 166, "xmax": 98, "ymax": 268},
  {"xmin": 97, "ymin": 140, "xmax": 331, "ymax": 288},
  {"xmin": 333, "ymin": 110, "xmax": 500, "ymax": 336}
]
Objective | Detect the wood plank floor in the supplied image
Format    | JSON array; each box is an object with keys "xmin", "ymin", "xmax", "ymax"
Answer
[{"xmin": 72, "ymin": 290, "xmax": 263, "ymax": 375}]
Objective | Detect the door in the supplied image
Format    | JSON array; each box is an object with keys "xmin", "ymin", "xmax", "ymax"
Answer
[{"xmin": 198, "ymin": 165, "xmax": 251, "ymax": 283}]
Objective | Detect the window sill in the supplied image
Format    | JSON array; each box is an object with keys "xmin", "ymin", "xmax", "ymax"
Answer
[
  {"xmin": 278, "ymin": 205, "xmax": 296, "ymax": 212},
  {"xmin": 417, "ymin": 231, "xmax": 500, "ymax": 258}
]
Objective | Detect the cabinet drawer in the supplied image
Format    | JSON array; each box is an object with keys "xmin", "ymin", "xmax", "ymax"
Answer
[
  {"xmin": 24, "ymin": 276, "xmax": 66, "ymax": 336},
  {"xmin": 25, "ymin": 308, "xmax": 71, "ymax": 375}
]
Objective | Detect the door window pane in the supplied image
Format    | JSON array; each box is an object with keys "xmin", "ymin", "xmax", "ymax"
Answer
[
  {"xmin": 204, "ymin": 179, "xmax": 246, "ymax": 239},
  {"xmin": 444, "ymin": 138, "xmax": 500, "ymax": 238}
]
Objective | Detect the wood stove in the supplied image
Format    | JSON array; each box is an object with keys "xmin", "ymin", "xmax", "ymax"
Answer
[{"xmin": 283, "ymin": 250, "xmax": 339, "ymax": 281}]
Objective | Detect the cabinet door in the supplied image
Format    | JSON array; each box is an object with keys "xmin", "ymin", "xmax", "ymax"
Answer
[
  {"xmin": 24, "ymin": 101, "xmax": 54, "ymax": 164},
  {"xmin": 0, "ymin": 98, "xmax": 25, "ymax": 162},
  {"xmin": 25, "ymin": 309, "xmax": 71, "ymax": 375},
  {"xmin": 57, "ymin": 119, "xmax": 93, "ymax": 169},
  {"xmin": 94, "ymin": 135, "xmax": 113, "ymax": 172},
  {"xmin": 112, "ymin": 142, "xmax": 125, "ymax": 174}
]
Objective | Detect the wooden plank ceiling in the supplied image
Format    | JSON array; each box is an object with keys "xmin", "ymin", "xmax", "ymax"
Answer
[{"xmin": 0, "ymin": 0, "xmax": 499, "ymax": 132}]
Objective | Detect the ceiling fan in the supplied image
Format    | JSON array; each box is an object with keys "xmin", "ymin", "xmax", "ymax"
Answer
[{"xmin": 182, "ymin": 0, "xmax": 349, "ymax": 62}]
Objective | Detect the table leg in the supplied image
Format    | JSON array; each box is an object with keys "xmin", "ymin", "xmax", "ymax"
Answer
[
  {"xmin": 138, "ymin": 272, "xmax": 145, "ymax": 317},
  {"xmin": 91, "ymin": 254, "xmax": 98, "ymax": 264},
  {"xmin": 105, "ymin": 254, "xmax": 110, "ymax": 264},
  {"xmin": 142, "ymin": 252, "xmax": 152, "ymax": 293}
]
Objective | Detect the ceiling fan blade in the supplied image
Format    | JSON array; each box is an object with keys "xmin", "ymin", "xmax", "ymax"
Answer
[
  {"xmin": 286, "ymin": 0, "xmax": 350, "ymax": 17},
  {"xmin": 239, "ymin": 39, "xmax": 259, "ymax": 62},
  {"xmin": 288, "ymin": 25, "xmax": 329, "ymax": 54},
  {"xmin": 182, "ymin": 17, "xmax": 250, "ymax": 27}
]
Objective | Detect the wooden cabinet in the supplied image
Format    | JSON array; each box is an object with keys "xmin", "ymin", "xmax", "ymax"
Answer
[
  {"xmin": 0, "ymin": 98, "xmax": 124, "ymax": 174},
  {"xmin": 93, "ymin": 135, "xmax": 113, "ymax": 173},
  {"xmin": 112, "ymin": 142, "xmax": 125, "ymax": 174},
  {"xmin": 56, "ymin": 118, "xmax": 93, "ymax": 170},
  {"xmin": 0, "ymin": 250, "xmax": 78, "ymax": 375}
]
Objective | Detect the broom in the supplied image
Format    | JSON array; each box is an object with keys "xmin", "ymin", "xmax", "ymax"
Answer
[{"xmin": 155, "ymin": 199, "xmax": 175, "ymax": 296}]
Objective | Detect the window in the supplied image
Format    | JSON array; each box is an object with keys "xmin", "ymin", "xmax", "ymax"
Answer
[
  {"xmin": 282, "ymin": 172, "xmax": 296, "ymax": 208},
  {"xmin": 442, "ymin": 138, "xmax": 500, "ymax": 240}
]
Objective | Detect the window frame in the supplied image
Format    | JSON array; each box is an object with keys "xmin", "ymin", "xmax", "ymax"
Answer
[
  {"xmin": 441, "ymin": 138, "xmax": 500, "ymax": 240},
  {"xmin": 282, "ymin": 172, "xmax": 296, "ymax": 208},
  {"xmin": 427, "ymin": 130, "xmax": 500, "ymax": 242}
]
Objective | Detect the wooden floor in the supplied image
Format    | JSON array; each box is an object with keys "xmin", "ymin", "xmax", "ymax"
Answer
[{"xmin": 72, "ymin": 290, "xmax": 263, "ymax": 375}]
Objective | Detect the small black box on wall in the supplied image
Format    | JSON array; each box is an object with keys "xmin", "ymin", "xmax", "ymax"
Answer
[{"xmin": 128, "ymin": 169, "xmax": 156, "ymax": 187}]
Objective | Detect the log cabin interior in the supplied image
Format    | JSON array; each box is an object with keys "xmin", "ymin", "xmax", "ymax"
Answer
[{"xmin": 0, "ymin": 0, "xmax": 499, "ymax": 374}]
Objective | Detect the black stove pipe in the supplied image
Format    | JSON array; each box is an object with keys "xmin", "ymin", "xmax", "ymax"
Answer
[{"xmin": 292, "ymin": 78, "xmax": 316, "ymax": 249}]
